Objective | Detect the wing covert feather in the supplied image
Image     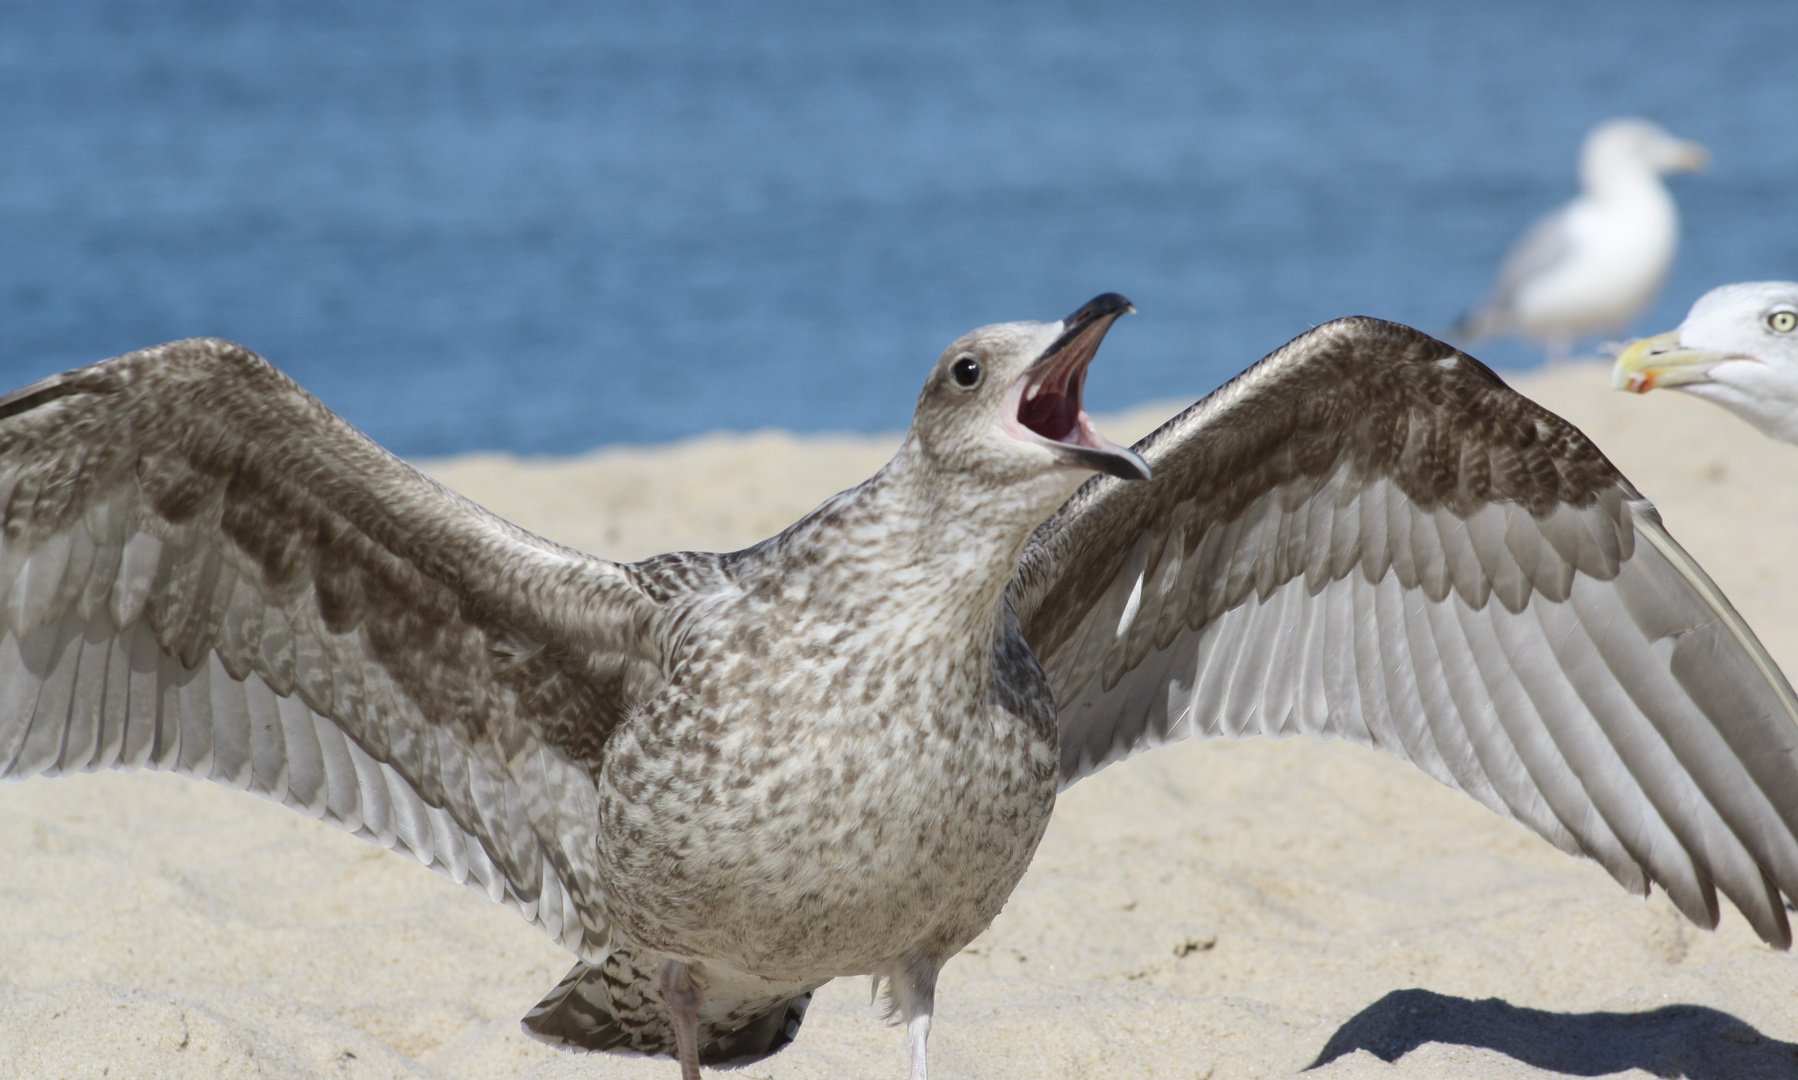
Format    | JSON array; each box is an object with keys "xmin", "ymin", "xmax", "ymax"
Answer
[
  {"xmin": 0, "ymin": 338, "xmax": 673, "ymax": 957},
  {"xmin": 1011, "ymin": 317, "xmax": 1798, "ymax": 947}
]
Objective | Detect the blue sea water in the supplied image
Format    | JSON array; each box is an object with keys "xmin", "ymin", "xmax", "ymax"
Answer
[{"xmin": 1, "ymin": 1, "xmax": 1794, "ymax": 457}]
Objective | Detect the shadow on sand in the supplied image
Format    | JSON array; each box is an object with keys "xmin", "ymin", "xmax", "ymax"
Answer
[{"xmin": 1311, "ymin": 988, "xmax": 1798, "ymax": 1079}]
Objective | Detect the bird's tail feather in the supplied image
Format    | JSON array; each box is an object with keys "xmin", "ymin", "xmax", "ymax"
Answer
[{"xmin": 522, "ymin": 947, "xmax": 813, "ymax": 1065}]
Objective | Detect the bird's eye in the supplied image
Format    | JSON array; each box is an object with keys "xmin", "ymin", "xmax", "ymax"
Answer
[
  {"xmin": 950, "ymin": 356, "xmax": 981, "ymax": 388},
  {"xmin": 1769, "ymin": 310, "xmax": 1798, "ymax": 334}
]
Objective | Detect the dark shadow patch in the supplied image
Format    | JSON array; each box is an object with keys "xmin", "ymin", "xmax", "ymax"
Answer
[{"xmin": 1311, "ymin": 988, "xmax": 1798, "ymax": 1079}]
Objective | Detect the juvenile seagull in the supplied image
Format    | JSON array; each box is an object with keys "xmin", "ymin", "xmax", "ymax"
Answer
[
  {"xmin": 1456, "ymin": 117, "xmax": 1708, "ymax": 362},
  {"xmin": 1613, "ymin": 280, "xmax": 1798, "ymax": 441},
  {"xmin": 7, "ymin": 297, "xmax": 1798, "ymax": 1080}
]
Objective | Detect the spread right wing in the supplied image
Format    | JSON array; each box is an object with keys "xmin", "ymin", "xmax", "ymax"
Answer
[{"xmin": 1011, "ymin": 318, "xmax": 1798, "ymax": 947}]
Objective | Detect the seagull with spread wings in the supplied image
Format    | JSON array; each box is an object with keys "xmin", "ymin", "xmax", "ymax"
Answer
[{"xmin": 5, "ymin": 295, "xmax": 1798, "ymax": 1080}]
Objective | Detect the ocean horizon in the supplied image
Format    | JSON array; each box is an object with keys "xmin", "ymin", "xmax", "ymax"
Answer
[{"xmin": 2, "ymin": 1, "xmax": 1794, "ymax": 457}]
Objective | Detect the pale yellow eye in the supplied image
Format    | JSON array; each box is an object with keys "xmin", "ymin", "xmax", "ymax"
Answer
[{"xmin": 1770, "ymin": 310, "xmax": 1798, "ymax": 334}]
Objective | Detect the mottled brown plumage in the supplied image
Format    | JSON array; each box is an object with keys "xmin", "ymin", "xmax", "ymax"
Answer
[{"xmin": 5, "ymin": 302, "xmax": 1798, "ymax": 1079}]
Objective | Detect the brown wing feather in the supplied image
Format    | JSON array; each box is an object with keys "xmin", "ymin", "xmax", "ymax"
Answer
[
  {"xmin": 1009, "ymin": 317, "xmax": 1798, "ymax": 948},
  {"xmin": 1014, "ymin": 317, "xmax": 1619, "ymax": 680},
  {"xmin": 0, "ymin": 338, "xmax": 669, "ymax": 955}
]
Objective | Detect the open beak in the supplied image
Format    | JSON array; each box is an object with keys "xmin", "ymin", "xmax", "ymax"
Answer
[
  {"xmin": 1002, "ymin": 293, "xmax": 1152, "ymax": 481},
  {"xmin": 1611, "ymin": 330, "xmax": 1732, "ymax": 393}
]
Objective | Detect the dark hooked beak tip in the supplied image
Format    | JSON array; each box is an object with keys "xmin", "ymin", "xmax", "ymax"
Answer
[
  {"xmin": 1064, "ymin": 293, "xmax": 1136, "ymax": 330},
  {"xmin": 1033, "ymin": 293, "xmax": 1136, "ymax": 371}
]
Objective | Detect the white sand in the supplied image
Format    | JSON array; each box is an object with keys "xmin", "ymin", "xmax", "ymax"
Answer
[{"xmin": 5, "ymin": 368, "xmax": 1798, "ymax": 1079}]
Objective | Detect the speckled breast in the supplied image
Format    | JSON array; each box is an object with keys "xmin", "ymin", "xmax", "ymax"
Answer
[{"xmin": 591, "ymin": 639, "xmax": 1060, "ymax": 983}]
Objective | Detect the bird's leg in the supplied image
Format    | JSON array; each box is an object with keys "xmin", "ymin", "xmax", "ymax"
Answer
[
  {"xmin": 907, "ymin": 1011, "xmax": 932, "ymax": 1080},
  {"xmin": 888, "ymin": 957, "xmax": 941, "ymax": 1080},
  {"xmin": 661, "ymin": 960, "xmax": 705, "ymax": 1080}
]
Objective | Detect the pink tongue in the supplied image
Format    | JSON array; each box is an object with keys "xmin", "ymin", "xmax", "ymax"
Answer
[{"xmin": 1019, "ymin": 386, "xmax": 1079, "ymax": 441}]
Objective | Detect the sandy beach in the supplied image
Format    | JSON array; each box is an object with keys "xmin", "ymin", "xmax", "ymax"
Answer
[{"xmin": 5, "ymin": 362, "xmax": 1798, "ymax": 1080}]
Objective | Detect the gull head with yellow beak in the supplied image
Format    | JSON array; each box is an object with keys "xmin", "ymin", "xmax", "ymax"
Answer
[{"xmin": 1612, "ymin": 281, "xmax": 1798, "ymax": 442}]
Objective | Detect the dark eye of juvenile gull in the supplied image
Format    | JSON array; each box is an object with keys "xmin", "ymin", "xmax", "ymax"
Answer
[{"xmin": 951, "ymin": 355, "xmax": 981, "ymax": 387}]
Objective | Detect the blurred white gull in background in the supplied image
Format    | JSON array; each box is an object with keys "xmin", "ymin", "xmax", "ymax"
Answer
[
  {"xmin": 1456, "ymin": 118, "xmax": 1708, "ymax": 363},
  {"xmin": 1613, "ymin": 280, "xmax": 1798, "ymax": 441}
]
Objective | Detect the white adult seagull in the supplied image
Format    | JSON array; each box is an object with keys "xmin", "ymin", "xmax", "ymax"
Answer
[
  {"xmin": 6, "ymin": 299, "xmax": 1798, "ymax": 1080},
  {"xmin": 1613, "ymin": 281, "xmax": 1798, "ymax": 441},
  {"xmin": 1457, "ymin": 117, "xmax": 1708, "ymax": 362}
]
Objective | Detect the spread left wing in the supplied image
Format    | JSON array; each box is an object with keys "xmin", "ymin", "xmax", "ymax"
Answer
[
  {"xmin": 0, "ymin": 338, "xmax": 673, "ymax": 957},
  {"xmin": 1009, "ymin": 317, "xmax": 1798, "ymax": 947}
]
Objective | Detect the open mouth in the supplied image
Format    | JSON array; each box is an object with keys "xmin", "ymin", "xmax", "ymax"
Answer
[
  {"xmin": 1001, "ymin": 293, "xmax": 1151, "ymax": 481},
  {"xmin": 1017, "ymin": 335, "xmax": 1094, "ymax": 442}
]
